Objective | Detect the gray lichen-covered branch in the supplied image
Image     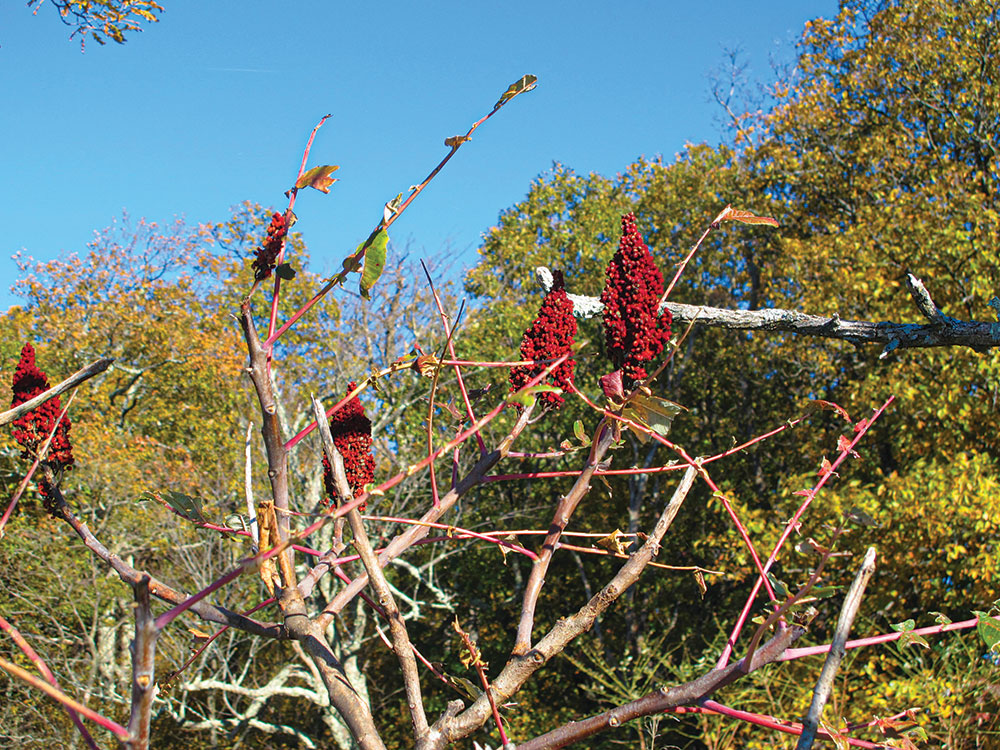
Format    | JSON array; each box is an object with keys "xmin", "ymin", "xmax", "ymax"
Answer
[{"xmin": 537, "ymin": 267, "xmax": 1000, "ymax": 356}]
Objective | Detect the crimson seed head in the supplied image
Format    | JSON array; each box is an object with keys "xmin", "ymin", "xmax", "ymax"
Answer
[
  {"xmin": 509, "ymin": 269, "xmax": 577, "ymax": 409},
  {"xmin": 251, "ymin": 212, "xmax": 289, "ymax": 281},
  {"xmin": 321, "ymin": 382, "xmax": 375, "ymax": 509},
  {"xmin": 600, "ymin": 213, "xmax": 672, "ymax": 385},
  {"xmin": 10, "ymin": 343, "xmax": 74, "ymax": 507}
]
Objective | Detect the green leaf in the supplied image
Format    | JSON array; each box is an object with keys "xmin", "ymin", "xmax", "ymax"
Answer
[
  {"xmin": 890, "ymin": 619, "xmax": 916, "ymax": 632},
  {"xmin": 809, "ymin": 584, "xmax": 842, "ymax": 599},
  {"xmin": 622, "ymin": 391, "xmax": 686, "ymax": 443},
  {"xmin": 295, "ymin": 165, "xmax": 339, "ymax": 193},
  {"xmin": 930, "ymin": 611, "xmax": 953, "ymax": 625},
  {"xmin": 573, "ymin": 420, "xmax": 590, "ymax": 445},
  {"xmin": 845, "ymin": 507, "xmax": 876, "ymax": 527},
  {"xmin": 974, "ymin": 611, "xmax": 1000, "ymax": 651},
  {"xmin": 275, "ymin": 263, "xmax": 296, "ymax": 281},
  {"xmin": 899, "ymin": 631, "xmax": 930, "ymax": 649},
  {"xmin": 140, "ymin": 490, "xmax": 207, "ymax": 524},
  {"xmin": 766, "ymin": 572, "xmax": 790, "ymax": 600},
  {"xmin": 507, "ymin": 384, "xmax": 561, "ymax": 408},
  {"xmin": 496, "ymin": 74, "xmax": 538, "ymax": 108},
  {"xmin": 359, "ymin": 229, "xmax": 389, "ymax": 299}
]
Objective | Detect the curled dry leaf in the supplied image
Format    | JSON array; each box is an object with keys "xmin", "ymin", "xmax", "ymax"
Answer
[
  {"xmin": 495, "ymin": 74, "xmax": 538, "ymax": 108},
  {"xmin": 711, "ymin": 204, "xmax": 779, "ymax": 228},
  {"xmin": 444, "ymin": 135, "xmax": 471, "ymax": 148},
  {"xmin": 295, "ymin": 164, "xmax": 339, "ymax": 193}
]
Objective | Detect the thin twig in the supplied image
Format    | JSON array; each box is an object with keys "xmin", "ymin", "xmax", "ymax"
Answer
[
  {"xmin": 0, "ymin": 614, "xmax": 100, "ymax": 750},
  {"xmin": 0, "ymin": 657, "xmax": 130, "ymax": 741}
]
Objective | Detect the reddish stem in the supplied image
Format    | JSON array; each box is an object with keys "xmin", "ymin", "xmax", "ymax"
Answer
[{"xmin": 718, "ymin": 395, "xmax": 894, "ymax": 667}]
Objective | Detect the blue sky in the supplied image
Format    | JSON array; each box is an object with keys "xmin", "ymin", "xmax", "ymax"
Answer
[{"xmin": 0, "ymin": 1, "xmax": 835, "ymax": 311}]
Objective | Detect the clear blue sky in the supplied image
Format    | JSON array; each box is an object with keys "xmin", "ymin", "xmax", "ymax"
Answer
[{"xmin": 0, "ymin": 1, "xmax": 835, "ymax": 311}]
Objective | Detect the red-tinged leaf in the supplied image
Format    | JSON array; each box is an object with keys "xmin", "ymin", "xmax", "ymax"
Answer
[
  {"xmin": 819, "ymin": 456, "xmax": 834, "ymax": 477},
  {"xmin": 599, "ymin": 369, "xmax": 625, "ymax": 403},
  {"xmin": 412, "ymin": 354, "xmax": 440, "ymax": 378},
  {"xmin": 295, "ymin": 165, "xmax": 340, "ymax": 193},
  {"xmin": 974, "ymin": 612, "xmax": 1000, "ymax": 651},
  {"xmin": 854, "ymin": 417, "xmax": 870, "ymax": 433},
  {"xmin": 806, "ymin": 398, "xmax": 851, "ymax": 421},
  {"xmin": 837, "ymin": 434, "xmax": 860, "ymax": 458},
  {"xmin": 495, "ymin": 74, "xmax": 538, "ymax": 108},
  {"xmin": 793, "ymin": 489, "xmax": 814, "ymax": 497},
  {"xmin": 711, "ymin": 204, "xmax": 780, "ymax": 228},
  {"xmin": 444, "ymin": 135, "xmax": 471, "ymax": 148}
]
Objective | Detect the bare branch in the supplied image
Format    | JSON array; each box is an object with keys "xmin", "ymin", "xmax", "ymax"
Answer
[
  {"xmin": 796, "ymin": 547, "xmax": 877, "ymax": 750},
  {"xmin": 311, "ymin": 395, "xmax": 429, "ymax": 739},
  {"xmin": 537, "ymin": 264, "xmax": 1000, "ymax": 354},
  {"xmin": 0, "ymin": 357, "xmax": 113, "ymax": 426},
  {"xmin": 123, "ymin": 576, "xmax": 159, "ymax": 750},
  {"xmin": 426, "ymin": 467, "xmax": 698, "ymax": 748},
  {"xmin": 515, "ymin": 625, "xmax": 804, "ymax": 750},
  {"xmin": 512, "ymin": 423, "xmax": 616, "ymax": 655}
]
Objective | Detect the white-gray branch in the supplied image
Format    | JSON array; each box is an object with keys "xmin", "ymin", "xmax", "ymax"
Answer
[{"xmin": 536, "ymin": 266, "xmax": 1000, "ymax": 356}]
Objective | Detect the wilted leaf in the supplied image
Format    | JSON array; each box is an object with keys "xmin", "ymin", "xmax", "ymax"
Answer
[
  {"xmin": 383, "ymin": 193, "xmax": 403, "ymax": 224},
  {"xmin": 819, "ymin": 720, "xmax": 850, "ymax": 750},
  {"xmin": 275, "ymin": 263, "xmax": 296, "ymax": 281},
  {"xmin": 595, "ymin": 529, "xmax": 629, "ymax": 555},
  {"xmin": 141, "ymin": 490, "xmax": 208, "ymax": 523},
  {"xmin": 188, "ymin": 627, "xmax": 212, "ymax": 646},
  {"xmin": 599, "ymin": 369, "xmax": 625, "ymax": 403},
  {"xmin": 413, "ymin": 354, "xmax": 441, "ymax": 378},
  {"xmin": 712, "ymin": 204, "xmax": 779, "ymax": 228},
  {"xmin": 930, "ymin": 611, "xmax": 953, "ymax": 625},
  {"xmin": 295, "ymin": 164, "xmax": 339, "ymax": 193},
  {"xmin": 809, "ymin": 584, "xmax": 842, "ymax": 599},
  {"xmin": 805, "ymin": 398, "xmax": 851, "ymax": 422},
  {"xmin": 359, "ymin": 229, "xmax": 389, "ymax": 299},
  {"xmin": 846, "ymin": 507, "xmax": 876, "ymax": 527},
  {"xmin": 495, "ymin": 74, "xmax": 538, "ymax": 108},
  {"xmin": 623, "ymin": 391, "xmax": 686, "ymax": 442},
  {"xmin": 694, "ymin": 570, "xmax": 707, "ymax": 598},
  {"xmin": 899, "ymin": 631, "xmax": 930, "ymax": 649},
  {"xmin": 818, "ymin": 456, "xmax": 834, "ymax": 477},
  {"xmin": 444, "ymin": 135, "xmax": 471, "ymax": 148},
  {"xmin": 837, "ymin": 434, "xmax": 861, "ymax": 458}
]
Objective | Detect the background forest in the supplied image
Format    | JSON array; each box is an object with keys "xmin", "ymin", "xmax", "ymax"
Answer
[{"xmin": 2, "ymin": 0, "xmax": 999, "ymax": 748}]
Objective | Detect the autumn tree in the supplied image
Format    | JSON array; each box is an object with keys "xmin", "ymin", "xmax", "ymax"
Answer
[
  {"xmin": 462, "ymin": 0, "xmax": 1000, "ymax": 745},
  {"xmin": 3, "ymin": 35, "xmax": 999, "ymax": 750},
  {"xmin": 26, "ymin": 0, "xmax": 163, "ymax": 45}
]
